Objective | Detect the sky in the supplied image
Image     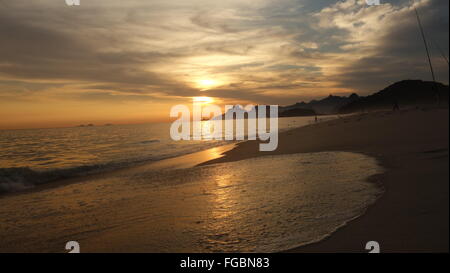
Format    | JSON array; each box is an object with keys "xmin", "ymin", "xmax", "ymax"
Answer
[{"xmin": 0, "ymin": 0, "xmax": 448, "ymax": 129}]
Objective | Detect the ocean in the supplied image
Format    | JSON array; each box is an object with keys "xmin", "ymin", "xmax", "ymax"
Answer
[{"xmin": 0, "ymin": 116, "xmax": 326, "ymax": 193}]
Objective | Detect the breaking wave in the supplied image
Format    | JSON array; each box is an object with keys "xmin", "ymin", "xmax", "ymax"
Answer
[{"xmin": 0, "ymin": 163, "xmax": 128, "ymax": 193}]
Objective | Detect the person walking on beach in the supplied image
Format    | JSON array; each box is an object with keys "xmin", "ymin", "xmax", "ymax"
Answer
[{"xmin": 393, "ymin": 99, "xmax": 400, "ymax": 111}]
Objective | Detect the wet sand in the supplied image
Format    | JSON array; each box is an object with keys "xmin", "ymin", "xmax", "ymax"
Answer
[{"xmin": 204, "ymin": 107, "xmax": 449, "ymax": 253}]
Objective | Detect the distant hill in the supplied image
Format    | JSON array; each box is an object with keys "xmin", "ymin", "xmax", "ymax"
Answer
[
  {"xmin": 281, "ymin": 93, "xmax": 360, "ymax": 115},
  {"xmin": 339, "ymin": 80, "xmax": 449, "ymax": 113}
]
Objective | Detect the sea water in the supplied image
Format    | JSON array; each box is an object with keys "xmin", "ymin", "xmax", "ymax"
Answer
[{"xmin": 0, "ymin": 116, "xmax": 326, "ymax": 193}]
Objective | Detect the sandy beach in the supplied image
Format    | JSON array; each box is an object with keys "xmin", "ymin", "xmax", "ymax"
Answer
[
  {"xmin": 204, "ymin": 107, "xmax": 449, "ymax": 253},
  {"xmin": 0, "ymin": 107, "xmax": 448, "ymax": 253}
]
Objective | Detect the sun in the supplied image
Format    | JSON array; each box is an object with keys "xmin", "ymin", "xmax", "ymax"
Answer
[
  {"xmin": 193, "ymin": 96, "xmax": 215, "ymax": 104},
  {"xmin": 197, "ymin": 78, "xmax": 218, "ymax": 90}
]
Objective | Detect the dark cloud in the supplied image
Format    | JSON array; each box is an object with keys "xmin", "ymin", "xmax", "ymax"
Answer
[{"xmin": 331, "ymin": 0, "xmax": 449, "ymax": 94}]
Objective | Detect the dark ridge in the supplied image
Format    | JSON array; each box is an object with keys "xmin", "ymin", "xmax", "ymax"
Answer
[
  {"xmin": 339, "ymin": 80, "xmax": 449, "ymax": 113},
  {"xmin": 281, "ymin": 93, "xmax": 360, "ymax": 114}
]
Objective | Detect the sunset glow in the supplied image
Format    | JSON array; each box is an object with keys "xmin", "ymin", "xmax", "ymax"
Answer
[
  {"xmin": 193, "ymin": 96, "xmax": 215, "ymax": 104},
  {"xmin": 0, "ymin": 0, "xmax": 448, "ymax": 129},
  {"xmin": 197, "ymin": 79, "xmax": 219, "ymax": 90}
]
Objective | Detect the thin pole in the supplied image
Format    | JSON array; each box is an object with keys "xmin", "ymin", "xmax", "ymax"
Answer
[
  {"xmin": 414, "ymin": 7, "xmax": 440, "ymax": 105},
  {"xmin": 431, "ymin": 37, "xmax": 449, "ymax": 66},
  {"xmin": 414, "ymin": 8, "xmax": 436, "ymax": 82}
]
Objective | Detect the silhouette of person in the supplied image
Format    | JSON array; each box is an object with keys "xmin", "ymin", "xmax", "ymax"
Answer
[{"xmin": 393, "ymin": 99, "xmax": 400, "ymax": 111}]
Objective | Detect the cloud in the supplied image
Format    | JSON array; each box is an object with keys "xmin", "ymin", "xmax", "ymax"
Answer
[
  {"xmin": 0, "ymin": 0, "xmax": 448, "ymax": 127},
  {"xmin": 313, "ymin": 0, "xmax": 449, "ymax": 92}
]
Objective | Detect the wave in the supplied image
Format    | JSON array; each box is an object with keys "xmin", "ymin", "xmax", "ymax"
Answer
[
  {"xmin": 0, "ymin": 164, "xmax": 112, "ymax": 194},
  {"xmin": 0, "ymin": 141, "xmax": 231, "ymax": 194},
  {"xmin": 0, "ymin": 157, "xmax": 164, "ymax": 194}
]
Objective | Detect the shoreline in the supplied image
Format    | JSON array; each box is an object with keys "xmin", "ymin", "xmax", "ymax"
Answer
[
  {"xmin": 282, "ymin": 157, "xmax": 387, "ymax": 253},
  {"xmin": 202, "ymin": 107, "xmax": 449, "ymax": 252}
]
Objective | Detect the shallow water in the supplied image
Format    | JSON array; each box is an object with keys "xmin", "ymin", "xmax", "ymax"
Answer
[{"xmin": 0, "ymin": 152, "xmax": 383, "ymax": 253}]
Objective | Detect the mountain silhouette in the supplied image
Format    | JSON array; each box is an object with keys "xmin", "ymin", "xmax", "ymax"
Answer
[
  {"xmin": 280, "ymin": 93, "xmax": 359, "ymax": 114},
  {"xmin": 339, "ymin": 80, "xmax": 449, "ymax": 113},
  {"xmin": 214, "ymin": 80, "xmax": 448, "ymax": 120}
]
